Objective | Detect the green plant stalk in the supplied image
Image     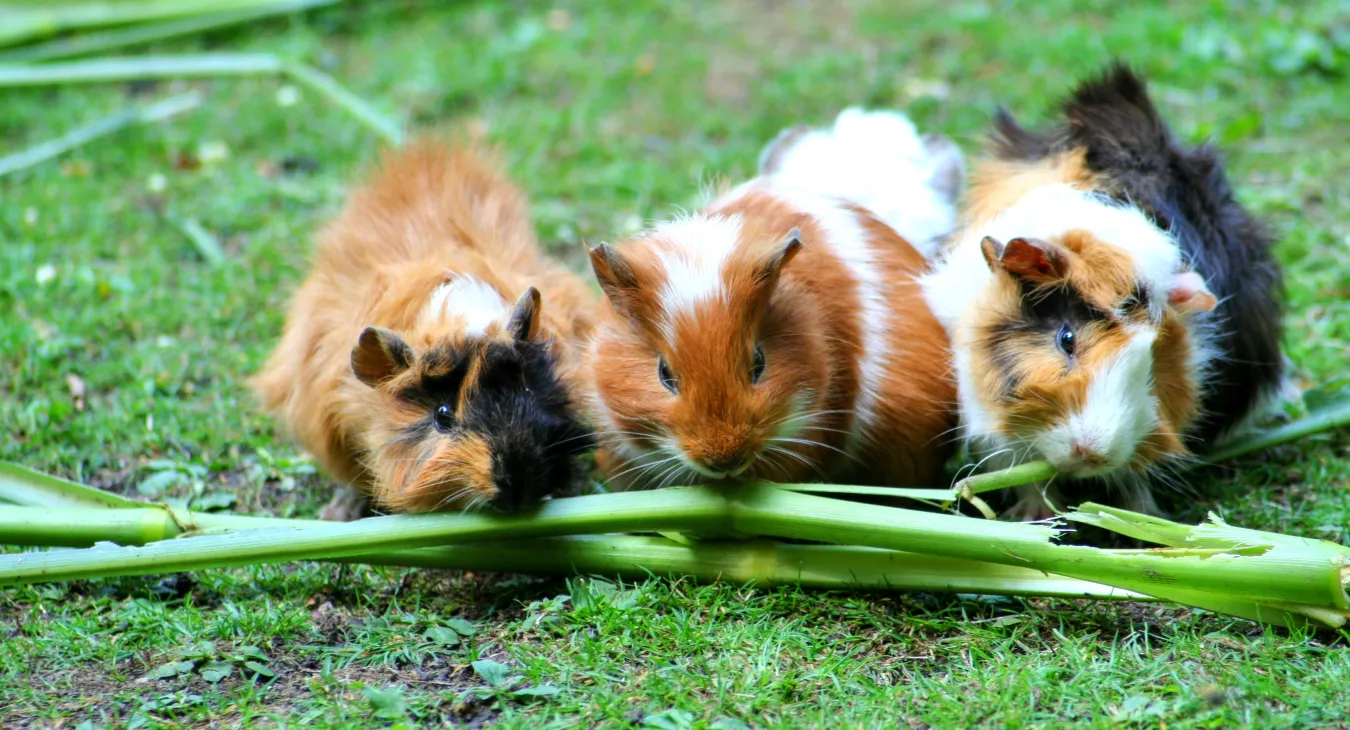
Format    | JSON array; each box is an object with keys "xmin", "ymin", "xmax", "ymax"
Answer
[
  {"xmin": 0, "ymin": 507, "xmax": 311, "ymax": 547},
  {"xmin": 1, "ymin": 486, "xmax": 1344, "ymax": 627},
  {"xmin": 0, "ymin": 92, "xmax": 200, "ymax": 178},
  {"xmin": 0, "ymin": 463, "xmax": 141, "ymax": 509},
  {"xmin": 954, "ymin": 460, "xmax": 1059, "ymax": 497},
  {"xmin": 0, "ymin": 0, "xmax": 338, "ymax": 62},
  {"xmin": 1204, "ymin": 397, "xmax": 1350, "ymax": 464},
  {"xmin": 0, "ymin": 53, "xmax": 284, "ymax": 84},
  {"xmin": 346, "ymin": 535, "xmax": 1155, "ymax": 601},
  {"xmin": 281, "ymin": 61, "xmax": 402, "ymax": 145},
  {"xmin": 727, "ymin": 485, "xmax": 1350, "ymax": 613},
  {"xmin": 0, "ymin": 0, "xmax": 315, "ymax": 47},
  {"xmin": 0, "ymin": 505, "xmax": 1150, "ymax": 600},
  {"xmin": 0, "ymin": 487, "xmax": 727, "ymax": 585},
  {"xmin": 0, "ymin": 54, "xmax": 400, "ymax": 144}
]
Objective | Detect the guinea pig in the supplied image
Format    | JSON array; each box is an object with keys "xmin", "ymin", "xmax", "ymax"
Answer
[
  {"xmin": 920, "ymin": 64, "xmax": 1285, "ymax": 517},
  {"xmin": 252, "ymin": 139, "xmax": 596, "ymax": 519},
  {"xmin": 584, "ymin": 109, "xmax": 961, "ymax": 490}
]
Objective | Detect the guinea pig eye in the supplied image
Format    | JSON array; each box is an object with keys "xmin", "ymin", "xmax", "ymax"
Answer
[
  {"xmin": 1056, "ymin": 323, "xmax": 1076, "ymax": 356},
  {"xmin": 657, "ymin": 356, "xmax": 679, "ymax": 395},
  {"xmin": 432, "ymin": 404, "xmax": 454, "ymax": 433},
  {"xmin": 749, "ymin": 344, "xmax": 766, "ymax": 383}
]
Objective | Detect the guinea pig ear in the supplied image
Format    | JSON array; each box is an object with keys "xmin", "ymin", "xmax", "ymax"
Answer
[
  {"xmin": 351, "ymin": 326, "xmax": 414, "ymax": 387},
  {"xmin": 587, "ymin": 243, "xmax": 640, "ymax": 305},
  {"xmin": 507, "ymin": 286, "xmax": 542, "ymax": 341},
  {"xmin": 982, "ymin": 236, "xmax": 1067, "ymax": 283},
  {"xmin": 1168, "ymin": 270, "xmax": 1217, "ymax": 314},
  {"xmin": 754, "ymin": 227, "xmax": 803, "ymax": 286}
]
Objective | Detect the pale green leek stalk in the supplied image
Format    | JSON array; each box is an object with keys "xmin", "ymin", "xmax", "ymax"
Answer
[
  {"xmin": 0, "ymin": 507, "xmax": 1145, "ymax": 601},
  {"xmin": 0, "ymin": 55, "xmax": 401, "ymax": 144},
  {"xmin": 0, "ymin": 0, "xmax": 338, "ymax": 62},
  {"xmin": 0, "ymin": 0, "xmax": 327, "ymax": 47},
  {"xmin": 0, "ymin": 466, "xmax": 1148, "ymax": 601},
  {"xmin": 3, "ymin": 486, "xmax": 1346, "ymax": 627}
]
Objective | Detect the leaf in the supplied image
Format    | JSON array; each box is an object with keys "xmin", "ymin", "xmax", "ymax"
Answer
[
  {"xmin": 423, "ymin": 627, "xmax": 460, "ymax": 647},
  {"xmin": 191, "ymin": 491, "xmax": 236, "ymax": 511},
  {"xmin": 242, "ymin": 660, "xmax": 276, "ymax": 678},
  {"xmin": 643, "ymin": 709, "xmax": 696, "ymax": 730},
  {"xmin": 513, "ymin": 683, "xmax": 561, "ymax": 699},
  {"xmin": 198, "ymin": 661, "xmax": 233, "ymax": 683},
  {"xmin": 1305, "ymin": 380, "xmax": 1350, "ymax": 413},
  {"xmin": 445, "ymin": 618, "xmax": 477, "ymax": 636},
  {"xmin": 234, "ymin": 645, "xmax": 269, "ymax": 661},
  {"xmin": 173, "ymin": 641, "xmax": 217, "ymax": 660},
  {"xmin": 136, "ymin": 470, "xmax": 183, "ymax": 497},
  {"xmin": 471, "ymin": 659, "xmax": 513, "ymax": 689},
  {"xmin": 143, "ymin": 660, "xmax": 194, "ymax": 680},
  {"xmin": 363, "ymin": 685, "xmax": 407, "ymax": 720},
  {"xmin": 711, "ymin": 719, "xmax": 752, "ymax": 730}
]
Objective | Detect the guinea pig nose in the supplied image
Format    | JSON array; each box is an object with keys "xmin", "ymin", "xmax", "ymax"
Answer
[{"xmin": 1070, "ymin": 441, "xmax": 1109, "ymax": 468}]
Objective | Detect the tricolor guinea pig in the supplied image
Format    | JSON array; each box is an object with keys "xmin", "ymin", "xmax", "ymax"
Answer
[
  {"xmin": 920, "ymin": 65, "xmax": 1285, "ymax": 517},
  {"xmin": 253, "ymin": 140, "xmax": 596, "ymax": 518},
  {"xmin": 584, "ymin": 109, "xmax": 963, "ymax": 490}
]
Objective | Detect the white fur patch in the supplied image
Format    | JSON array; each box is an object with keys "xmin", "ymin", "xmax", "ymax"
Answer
[
  {"xmin": 423, "ymin": 275, "xmax": 507, "ymax": 335},
  {"xmin": 649, "ymin": 214, "xmax": 743, "ymax": 341},
  {"xmin": 719, "ymin": 182, "xmax": 889, "ymax": 449},
  {"xmin": 758, "ymin": 107, "xmax": 962, "ymax": 258},
  {"xmin": 1033, "ymin": 328, "xmax": 1159, "ymax": 475}
]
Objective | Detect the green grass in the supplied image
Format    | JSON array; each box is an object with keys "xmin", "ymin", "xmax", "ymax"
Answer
[{"xmin": 3, "ymin": 0, "xmax": 1350, "ymax": 727}]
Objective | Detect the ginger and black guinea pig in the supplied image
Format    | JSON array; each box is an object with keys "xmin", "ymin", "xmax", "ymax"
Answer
[
  {"xmin": 921, "ymin": 64, "xmax": 1287, "ymax": 518},
  {"xmin": 253, "ymin": 140, "xmax": 596, "ymax": 519}
]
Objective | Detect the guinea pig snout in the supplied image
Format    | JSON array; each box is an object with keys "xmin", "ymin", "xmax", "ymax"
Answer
[
  {"xmin": 681, "ymin": 428, "xmax": 758, "ymax": 479},
  {"xmin": 1037, "ymin": 424, "xmax": 1126, "ymax": 477}
]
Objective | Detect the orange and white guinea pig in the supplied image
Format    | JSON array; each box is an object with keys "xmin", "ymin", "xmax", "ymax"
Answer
[
  {"xmin": 253, "ymin": 139, "xmax": 596, "ymax": 519},
  {"xmin": 920, "ymin": 66, "xmax": 1286, "ymax": 517},
  {"xmin": 584, "ymin": 109, "xmax": 964, "ymax": 490}
]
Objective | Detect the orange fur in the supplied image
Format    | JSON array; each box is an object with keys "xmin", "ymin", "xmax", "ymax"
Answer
[
  {"xmin": 252, "ymin": 139, "xmax": 595, "ymax": 513},
  {"xmin": 587, "ymin": 186, "xmax": 956, "ymax": 489}
]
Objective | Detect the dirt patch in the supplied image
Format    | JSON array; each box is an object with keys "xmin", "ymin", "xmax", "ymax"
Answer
[{"xmin": 1, "ymin": 646, "xmax": 502, "ymax": 729}]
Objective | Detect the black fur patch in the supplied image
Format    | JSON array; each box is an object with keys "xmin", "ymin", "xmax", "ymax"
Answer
[
  {"xmin": 394, "ymin": 338, "xmax": 593, "ymax": 512},
  {"xmin": 991, "ymin": 63, "xmax": 1285, "ymax": 448},
  {"xmin": 985, "ymin": 283, "xmax": 1103, "ymax": 395}
]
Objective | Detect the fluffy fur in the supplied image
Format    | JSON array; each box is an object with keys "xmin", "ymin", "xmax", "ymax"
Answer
[
  {"xmin": 921, "ymin": 64, "xmax": 1284, "ymax": 516},
  {"xmin": 252, "ymin": 140, "xmax": 596, "ymax": 517},
  {"xmin": 585, "ymin": 112, "xmax": 959, "ymax": 490},
  {"xmin": 757, "ymin": 107, "xmax": 964, "ymax": 257}
]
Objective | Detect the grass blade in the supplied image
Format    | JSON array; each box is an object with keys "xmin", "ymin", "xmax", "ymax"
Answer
[{"xmin": 0, "ymin": 91, "xmax": 200, "ymax": 178}]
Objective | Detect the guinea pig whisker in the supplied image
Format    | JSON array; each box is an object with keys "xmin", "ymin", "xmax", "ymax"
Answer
[
  {"xmin": 655, "ymin": 463, "xmax": 695, "ymax": 490},
  {"xmin": 769, "ymin": 436, "xmax": 857, "ymax": 463},
  {"xmin": 606, "ymin": 453, "xmax": 683, "ymax": 485}
]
